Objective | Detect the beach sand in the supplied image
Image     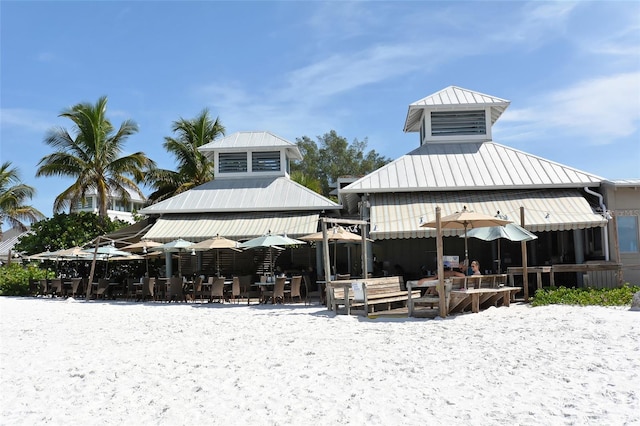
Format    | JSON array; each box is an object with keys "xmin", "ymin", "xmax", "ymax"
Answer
[{"xmin": 1, "ymin": 297, "xmax": 638, "ymax": 425}]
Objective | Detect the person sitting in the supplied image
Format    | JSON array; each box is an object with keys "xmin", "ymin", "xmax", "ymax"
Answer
[{"xmin": 470, "ymin": 260, "xmax": 481, "ymax": 275}]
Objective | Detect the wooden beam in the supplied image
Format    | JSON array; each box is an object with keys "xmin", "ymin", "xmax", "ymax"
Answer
[{"xmin": 521, "ymin": 207, "xmax": 529, "ymax": 302}]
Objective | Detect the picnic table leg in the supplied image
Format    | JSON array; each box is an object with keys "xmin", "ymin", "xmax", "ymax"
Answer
[
  {"xmin": 471, "ymin": 293, "xmax": 480, "ymax": 313},
  {"xmin": 502, "ymin": 291, "xmax": 510, "ymax": 307}
]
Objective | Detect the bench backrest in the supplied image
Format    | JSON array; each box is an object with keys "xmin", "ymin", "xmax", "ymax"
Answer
[{"xmin": 330, "ymin": 276, "xmax": 404, "ymax": 299}]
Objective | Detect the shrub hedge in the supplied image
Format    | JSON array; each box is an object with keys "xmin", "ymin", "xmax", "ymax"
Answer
[
  {"xmin": 531, "ymin": 284, "xmax": 640, "ymax": 307},
  {"xmin": 0, "ymin": 263, "xmax": 53, "ymax": 296}
]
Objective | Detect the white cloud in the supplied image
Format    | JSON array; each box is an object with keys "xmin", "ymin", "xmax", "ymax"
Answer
[
  {"xmin": 500, "ymin": 72, "xmax": 640, "ymax": 144},
  {"xmin": 0, "ymin": 109, "xmax": 54, "ymax": 133}
]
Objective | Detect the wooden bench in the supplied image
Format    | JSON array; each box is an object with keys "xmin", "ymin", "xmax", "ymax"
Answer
[
  {"xmin": 449, "ymin": 286, "xmax": 522, "ymax": 314},
  {"xmin": 328, "ymin": 276, "xmax": 420, "ymax": 315},
  {"xmin": 407, "ymin": 279, "xmax": 453, "ymax": 317}
]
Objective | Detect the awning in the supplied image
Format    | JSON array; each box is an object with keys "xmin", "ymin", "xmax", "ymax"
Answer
[
  {"xmin": 102, "ymin": 218, "xmax": 155, "ymax": 246},
  {"xmin": 142, "ymin": 212, "xmax": 320, "ymax": 242},
  {"xmin": 370, "ymin": 189, "xmax": 607, "ymax": 240}
]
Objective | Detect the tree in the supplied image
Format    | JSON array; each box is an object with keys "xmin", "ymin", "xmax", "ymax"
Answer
[
  {"xmin": 13, "ymin": 211, "xmax": 127, "ymax": 255},
  {"xmin": 0, "ymin": 162, "xmax": 44, "ymax": 238},
  {"xmin": 36, "ymin": 96, "xmax": 154, "ymax": 217},
  {"xmin": 292, "ymin": 130, "xmax": 391, "ymax": 196},
  {"xmin": 145, "ymin": 109, "xmax": 225, "ymax": 204}
]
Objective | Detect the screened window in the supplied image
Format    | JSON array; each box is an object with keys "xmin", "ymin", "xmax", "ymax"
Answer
[
  {"xmin": 618, "ymin": 215, "xmax": 639, "ymax": 253},
  {"xmin": 431, "ymin": 110, "xmax": 486, "ymax": 137},
  {"xmin": 219, "ymin": 153, "xmax": 247, "ymax": 173},
  {"xmin": 252, "ymin": 151, "xmax": 281, "ymax": 172},
  {"xmin": 73, "ymin": 197, "xmax": 93, "ymax": 210}
]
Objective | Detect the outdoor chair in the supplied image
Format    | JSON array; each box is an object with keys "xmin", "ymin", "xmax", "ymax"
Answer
[
  {"xmin": 28, "ymin": 278, "xmax": 38, "ymax": 296},
  {"xmin": 209, "ymin": 277, "xmax": 226, "ymax": 303},
  {"xmin": 287, "ymin": 276, "xmax": 303, "ymax": 303},
  {"xmin": 239, "ymin": 275, "xmax": 259, "ymax": 304},
  {"xmin": 68, "ymin": 278, "xmax": 82, "ymax": 298},
  {"xmin": 191, "ymin": 276, "xmax": 204, "ymax": 302},
  {"xmin": 154, "ymin": 277, "xmax": 165, "ymax": 301},
  {"xmin": 303, "ymin": 274, "xmax": 320, "ymax": 305},
  {"xmin": 272, "ymin": 277, "xmax": 286, "ymax": 304},
  {"xmin": 96, "ymin": 278, "xmax": 110, "ymax": 299},
  {"xmin": 167, "ymin": 276, "xmax": 186, "ymax": 303},
  {"xmin": 138, "ymin": 277, "xmax": 154, "ymax": 301},
  {"xmin": 227, "ymin": 277, "xmax": 241, "ymax": 304},
  {"xmin": 125, "ymin": 278, "xmax": 137, "ymax": 301},
  {"xmin": 49, "ymin": 278, "xmax": 64, "ymax": 297}
]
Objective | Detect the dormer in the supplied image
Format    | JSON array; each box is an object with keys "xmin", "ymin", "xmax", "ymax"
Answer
[
  {"xmin": 403, "ymin": 86, "xmax": 510, "ymax": 145},
  {"xmin": 199, "ymin": 131, "xmax": 302, "ymax": 179}
]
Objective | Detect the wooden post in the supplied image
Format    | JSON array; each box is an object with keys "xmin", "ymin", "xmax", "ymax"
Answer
[
  {"xmin": 321, "ymin": 220, "xmax": 332, "ymax": 308},
  {"xmin": 86, "ymin": 236, "xmax": 100, "ymax": 299},
  {"xmin": 521, "ymin": 207, "xmax": 529, "ymax": 301},
  {"xmin": 435, "ymin": 207, "xmax": 447, "ymax": 317}
]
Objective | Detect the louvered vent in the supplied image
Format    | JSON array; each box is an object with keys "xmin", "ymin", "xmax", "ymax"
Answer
[
  {"xmin": 219, "ymin": 153, "xmax": 247, "ymax": 173},
  {"xmin": 431, "ymin": 110, "xmax": 486, "ymax": 136},
  {"xmin": 252, "ymin": 151, "xmax": 280, "ymax": 172}
]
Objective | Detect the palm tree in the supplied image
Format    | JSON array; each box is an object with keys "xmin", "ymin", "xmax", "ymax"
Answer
[
  {"xmin": 145, "ymin": 108, "xmax": 225, "ymax": 203},
  {"xmin": 36, "ymin": 96, "xmax": 155, "ymax": 217},
  {"xmin": 0, "ymin": 162, "xmax": 44, "ymax": 238}
]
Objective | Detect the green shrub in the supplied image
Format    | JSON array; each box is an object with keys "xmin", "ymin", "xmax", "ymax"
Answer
[
  {"xmin": 531, "ymin": 285, "xmax": 640, "ymax": 307},
  {"xmin": 0, "ymin": 263, "xmax": 53, "ymax": 296}
]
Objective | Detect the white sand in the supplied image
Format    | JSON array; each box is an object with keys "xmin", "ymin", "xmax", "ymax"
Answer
[{"xmin": 1, "ymin": 297, "xmax": 638, "ymax": 425}]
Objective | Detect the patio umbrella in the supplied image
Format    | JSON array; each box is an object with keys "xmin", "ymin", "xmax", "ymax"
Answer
[
  {"xmin": 84, "ymin": 244, "xmax": 132, "ymax": 276},
  {"xmin": 150, "ymin": 238, "xmax": 195, "ymax": 276},
  {"xmin": 421, "ymin": 206, "xmax": 511, "ymax": 265},
  {"xmin": 122, "ymin": 240, "xmax": 162, "ymax": 276},
  {"xmin": 300, "ymin": 226, "xmax": 369, "ymax": 275},
  {"xmin": 239, "ymin": 232, "xmax": 305, "ymax": 276},
  {"xmin": 52, "ymin": 246, "xmax": 93, "ymax": 260},
  {"xmin": 190, "ymin": 235, "xmax": 241, "ymax": 277},
  {"xmin": 464, "ymin": 223, "xmax": 538, "ymax": 272}
]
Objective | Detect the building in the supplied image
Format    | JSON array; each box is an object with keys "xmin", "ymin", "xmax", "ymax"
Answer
[
  {"xmin": 340, "ymin": 86, "xmax": 638, "ymax": 286},
  {"xmin": 136, "ymin": 88, "xmax": 639, "ymax": 287},
  {"xmin": 70, "ymin": 187, "xmax": 146, "ymax": 224},
  {"xmin": 139, "ymin": 131, "xmax": 341, "ymax": 276}
]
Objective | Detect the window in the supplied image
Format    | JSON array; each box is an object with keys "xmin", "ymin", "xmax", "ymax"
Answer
[
  {"xmin": 431, "ymin": 110, "xmax": 486, "ymax": 137},
  {"xmin": 219, "ymin": 153, "xmax": 247, "ymax": 173},
  {"xmin": 618, "ymin": 215, "xmax": 639, "ymax": 253},
  {"xmin": 72, "ymin": 197, "xmax": 93, "ymax": 210},
  {"xmin": 252, "ymin": 151, "xmax": 280, "ymax": 172}
]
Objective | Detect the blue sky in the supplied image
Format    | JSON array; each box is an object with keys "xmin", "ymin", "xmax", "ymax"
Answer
[{"xmin": 1, "ymin": 1, "xmax": 639, "ymax": 226}]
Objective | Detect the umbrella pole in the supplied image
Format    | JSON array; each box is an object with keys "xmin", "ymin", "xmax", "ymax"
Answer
[
  {"xmin": 464, "ymin": 226, "xmax": 469, "ymax": 268},
  {"xmin": 333, "ymin": 241, "xmax": 337, "ymax": 276}
]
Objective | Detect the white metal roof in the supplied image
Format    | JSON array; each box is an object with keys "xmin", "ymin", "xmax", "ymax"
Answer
[
  {"xmin": 404, "ymin": 86, "xmax": 510, "ymax": 132},
  {"xmin": 368, "ymin": 189, "xmax": 607, "ymax": 240},
  {"xmin": 199, "ymin": 131, "xmax": 302, "ymax": 160},
  {"xmin": 139, "ymin": 176, "xmax": 340, "ymax": 215},
  {"xmin": 143, "ymin": 212, "xmax": 320, "ymax": 242},
  {"xmin": 603, "ymin": 179, "xmax": 640, "ymax": 187},
  {"xmin": 340, "ymin": 141, "xmax": 604, "ymax": 194}
]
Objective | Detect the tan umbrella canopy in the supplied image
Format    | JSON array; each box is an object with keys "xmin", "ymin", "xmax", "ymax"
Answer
[
  {"xmin": 300, "ymin": 226, "xmax": 370, "ymax": 275},
  {"xmin": 53, "ymin": 246, "xmax": 93, "ymax": 259},
  {"xmin": 190, "ymin": 235, "xmax": 241, "ymax": 276},
  {"xmin": 121, "ymin": 240, "xmax": 162, "ymax": 253},
  {"xmin": 122, "ymin": 240, "xmax": 163, "ymax": 276},
  {"xmin": 421, "ymin": 206, "xmax": 511, "ymax": 265}
]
